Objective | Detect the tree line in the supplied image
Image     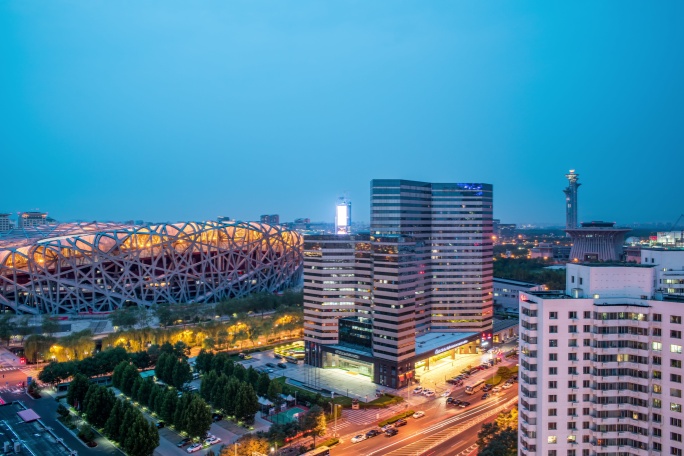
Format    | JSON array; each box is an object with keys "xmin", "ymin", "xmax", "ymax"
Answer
[
  {"xmin": 493, "ymin": 257, "xmax": 566, "ymax": 290},
  {"xmin": 112, "ymin": 361, "xmax": 213, "ymax": 439},
  {"xmin": 66, "ymin": 374, "xmax": 159, "ymax": 456},
  {"xmin": 476, "ymin": 407, "xmax": 518, "ymax": 456}
]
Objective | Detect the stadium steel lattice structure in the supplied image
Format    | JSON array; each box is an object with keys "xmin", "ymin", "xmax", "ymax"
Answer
[{"xmin": 0, "ymin": 221, "xmax": 303, "ymax": 315}]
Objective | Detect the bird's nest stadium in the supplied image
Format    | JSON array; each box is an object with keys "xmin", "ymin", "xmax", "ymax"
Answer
[{"xmin": 0, "ymin": 221, "xmax": 303, "ymax": 314}]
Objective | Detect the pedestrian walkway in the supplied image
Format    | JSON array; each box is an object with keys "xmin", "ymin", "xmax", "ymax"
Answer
[
  {"xmin": 342, "ymin": 404, "xmax": 406, "ymax": 426},
  {"xmin": 0, "ymin": 366, "xmax": 18, "ymax": 372}
]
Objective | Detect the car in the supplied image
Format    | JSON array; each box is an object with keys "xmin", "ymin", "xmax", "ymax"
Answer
[
  {"xmin": 277, "ymin": 363, "xmax": 287, "ymax": 369},
  {"xmin": 212, "ymin": 413, "xmax": 223, "ymax": 422},
  {"xmin": 413, "ymin": 386, "xmax": 423, "ymax": 394},
  {"xmin": 492, "ymin": 386, "xmax": 502, "ymax": 393},
  {"xmin": 266, "ymin": 362, "xmax": 277, "ymax": 368},
  {"xmin": 461, "ymin": 368, "xmax": 469, "ymax": 373},
  {"xmin": 459, "ymin": 401, "xmax": 471, "ymax": 408},
  {"xmin": 381, "ymin": 424, "xmax": 394, "ymax": 432},
  {"xmin": 481, "ymin": 393, "xmax": 490, "ymax": 400},
  {"xmin": 469, "ymin": 368, "xmax": 481, "ymax": 375},
  {"xmin": 238, "ymin": 353, "xmax": 246, "ymax": 359},
  {"xmin": 351, "ymin": 434, "xmax": 367, "ymax": 443},
  {"xmin": 205, "ymin": 436, "xmax": 221, "ymax": 445},
  {"xmin": 424, "ymin": 390, "xmax": 435, "ymax": 397},
  {"xmin": 385, "ymin": 428, "xmax": 399, "ymax": 437},
  {"xmin": 452, "ymin": 399, "xmax": 463, "ymax": 406},
  {"xmin": 502, "ymin": 383, "xmax": 513, "ymax": 389},
  {"xmin": 446, "ymin": 379, "xmax": 458, "ymax": 385},
  {"xmin": 267, "ymin": 368, "xmax": 275, "ymax": 373},
  {"xmin": 480, "ymin": 364, "xmax": 490, "ymax": 369},
  {"xmin": 192, "ymin": 372, "xmax": 200, "ymax": 380},
  {"xmin": 187, "ymin": 443, "xmax": 202, "ymax": 453},
  {"xmin": 156, "ymin": 421, "xmax": 165, "ymax": 428},
  {"xmin": 441, "ymin": 389, "xmax": 452, "ymax": 397},
  {"xmin": 394, "ymin": 419, "xmax": 408, "ymax": 427},
  {"xmin": 446, "ymin": 397, "xmax": 455, "ymax": 404},
  {"xmin": 177, "ymin": 438, "xmax": 191, "ymax": 448},
  {"xmin": 412, "ymin": 411, "xmax": 426, "ymax": 419},
  {"xmin": 366, "ymin": 429, "xmax": 381, "ymax": 438},
  {"xmin": 483, "ymin": 384, "xmax": 493, "ymax": 392}
]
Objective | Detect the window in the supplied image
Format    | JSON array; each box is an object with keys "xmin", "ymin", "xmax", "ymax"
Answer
[
  {"xmin": 655, "ymin": 313, "xmax": 662, "ymax": 322},
  {"xmin": 654, "ymin": 442, "xmax": 662, "ymax": 452},
  {"xmin": 548, "ymin": 422, "xmax": 557, "ymax": 430},
  {"xmin": 567, "ymin": 422, "xmax": 576, "ymax": 430},
  {"xmin": 583, "ymin": 353, "xmax": 591, "ymax": 360},
  {"xmin": 656, "ymin": 428, "xmax": 663, "ymax": 437},
  {"xmin": 568, "ymin": 394, "xmax": 577, "ymax": 402},
  {"xmin": 582, "ymin": 421, "xmax": 590, "ymax": 429},
  {"xmin": 670, "ymin": 447, "xmax": 682, "ymax": 456},
  {"xmin": 571, "ymin": 276, "xmax": 575, "ymax": 284},
  {"xmin": 655, "ymin": 399, "xmax": 663, "ymax": 408},
  {"xmin": 568, "ymin": 380, "xmax": 577, "ymax": 388},
  {"xmin": 654, "ymin": 342, "xmax": 663, "ymax": 351},
  {"xmin": 583, "ymin": 408, "xmax": 590, "ymax": 415},
  {"xmin": 655, "ymin": 356, "xmax": 663, "ymax": 365},
  {"xmin": 567, "ymin": 450, "xmax": 576, "ymax": 456},
  {"xmin": 672, "ymin": 345, "xmax": 682, "ymax": 354},
  {"xmin": 673, "ymin": 389, "xmax": 683, "ymax": 398},
  {"xmin": 673, "ymin": 433, "xmax": 683, "ymax": 442},
  {"xmin": 655, "ymin": 385, "xmax": 663, "ymax": 394},
  {"xmin": 579, "ymin": 278, "xmax": 583, "ymax": 285},
  {"xmin": 550, "ymin": 312, "xmax": 558, "ymax": 320},
  {"xmin": 549, "ymin": 367, "xmax": 558, "ymax": 375},
  {"xmin": 568, "ymin": 325, "xmax": 577, "ymax": 333},
  {"xmin": 583, "ymin": 339, "xmax": 590, "ymax": 347},
  {"xmin": 583, "ymin": 380, "xmax": 590, "ymax": 388},
  {"xmin": 549, "ymin": 408, "xmax": 557, "ymax": 416},
  {"xmin": 568, "ymin": 353, "xmax": 578, "ymax": 361},
  {"xmin": 672, "ymin": 403, "xmax": 682, "ymax": 413},
  {"xmin": 569, "ymin": 311, "xmax": 577, "ymax": 319},
  {"xmin": 654, "ymin": 328, "xmax": 663, "ymax": 336},
  {"xmin": 568, "ymin": 339, "xmax": 578, "ymax": 347},
  {"xmin": 654, "ymin": 413, "xmax": 663, "ymax": 423},
  {"xmin": 674, "ymin": 360, "xmax": 683, "ymax": 368},
  {"xmin": 550, "ymin": 326, "xmax": 558, "ymax": 333},
  {"xmin": 583, "ymin": 311, "xmax": 591, "ymax": 318},
  {"xmin": 583, "ymin": 325, "xmax": 591, "ymax": 333},
  {"xmin": 549, "ymin": 395, "xmax": 557, "ymax": 402},
  {"xmin": 672, "ymin": 418, "xmax": 682, "ymax": 427},
  {"xmin": 550, "ymin": 353, "xmax": 558, "ymax": 361},
  {"xmin": 673, "ymin": 331, "xmax": 683, "ymax": 339},
  {"xmin": 567, "ymin": 408, "xmax": 577, "ymax": 416},
  {"xmin": 654, "ymin": 370, "xmax": 663, "ymax": 379},
  {"xmin": 583, "ymin": 366, "xmax": 590, "ymax": 374},
  {"xmin": 673, "ymin": 374, "xmax": 682, "ymax": 383},
  {"xmin": 548, "ymin": 436, "xmax": 557, "ymax": 444},
  {"xmin": 673, "ymin": 316, "xmax": 682, "ymax": 324},
  {"xmin": 568, "ymin": 367, "xmax": 578, "ymax": 375},
  {"xmin": 567, "ymin": 435, "xmax": 576, "ymax": 443},
  {"xmin": 550, "ymin": 339, "xmax": 558, "ymax": 347},
  {"xmin": 548, "ymin": 451, "xmax": 557, "ymax": 456}
]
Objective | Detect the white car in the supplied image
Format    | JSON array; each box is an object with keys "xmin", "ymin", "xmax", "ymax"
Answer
[
  {"xmin": 381, "ymin": 424, "xmax": 394, "ymax": 432},
  {"xmin": 421, "ymin": 389, "xmax": 433, "ymax": 396},
  {"xmin": 351, "ymin": 434, "xmax": 367, "ymax": 443},
  {"xmin": 413, "ymin": 386, "xmax": 423, "ymax": 394},
  {"xmin": 413, "ymin": 411, "xmax": 426, "ymax": 419},
  {"xmin": 502, "ymin": 382, "xmax": 513, "ymax": 389},
  {"xmin": 441, "ymin": 389, "xmax": 452, "ymax": 397},
  {"xmin": 492, "ymin": 386, "xmax": 502, "ymax": 393},
  {"xmin": 187, "ymin": 443, "xmax": 202, "ymax": 453},
  {"xmin": 424, "ymin": 390, "xmax": 435, "ymax": 397},
  {"xmin": 205, "ymin": 436, "xmax": 221, "ymax": 445}
]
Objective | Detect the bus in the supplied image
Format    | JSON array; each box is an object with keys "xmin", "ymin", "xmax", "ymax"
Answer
[
  {"xmin": 465, "ymin": 379, "xmax": 486, "ymax": 394},
  {"xmin": 301, "ymin": 446, "xmax": 330, "ymax": 456}
]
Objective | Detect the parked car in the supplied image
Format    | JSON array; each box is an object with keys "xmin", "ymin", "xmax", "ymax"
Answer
[
  {"xmin": 483, "ymin": 384, "xmax": 493, "ymax": 392},
  {"xmin": 177, "ymin": 438, "xmax": 191, "ymax": 448},
  {"xmin": 502, "ymin": 382, "xmax": 513, "ymax": 389},
  {"xmin": 204, "ymin": 436, "xmax": 221, "ymax": 445},
  {"xmin": 187, "ymin": 443, "xmax": 202, "ymax": 453},
  {"xmin": 212, "ymin": 413, "xmax": 223, "ymax": 422},
  {"xmin": 492, "ymin": 386, "xmax": 502, "ymax": 393},
  {"xmin": 459, "ymin": 401, "xmax": 471, "ymax": 408},
  {"xmin": 412, "ymin": 386, "xmax": 423, "ymax": 394},
  {"xmin": 424, "ymin": 390, "xmax": 435, "ymax": 397},
  {"xmin": 351, "ymin": 434, "xmax": 367, "ymax": 444},
  {"xmin": 385, "ymin": 428, "xmax": 399, "ymax": 437},
  {"xmin": 277, "ymin": 363, "xmax": 287, "ymax": 369},
  {"xmin": 446, "ymin": 397, "xmax": 455, "ymax": 404},
  {"xmin": 381, "ymin": 424, "xmax": 394, "ymax": 432},
  {"xmin": 469, "ymin": 368, "xmax": 481, "ymax": 375},
  {"xmin": 366, "ymin": 429, "xmax": 381, "ymax": 438},
  {"xmin": 480, "ymin": 364, "xmax": 490, "ymax": 369},
  {"xmin": 481, "ymin": 393, "xmax": 490, "ymax": 400},
  {"xmin": 156, "ymin": 421, "xmax": 165, "ymax": 429},
  {"xmin": 452, "ymin": 399, "xmax": 463, "ymax": 406},
  {"xmin": 266, "ymin": 362, "xmax": 277, "ymax": 368},
  {"xmin": 394, "ymin": 419, "xmax": 408, "ymax": 427},
  {"xmin": 413, "ymin": 411, "xmax": 426, "ymax": 419},
  {"xmin": 267, "ymin": 368, "xmax": 275, "ymax": 373}
]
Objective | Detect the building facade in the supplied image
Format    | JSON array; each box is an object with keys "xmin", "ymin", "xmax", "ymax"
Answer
[
  {"xmin": 370, "ymin": 179, "xmax": 494, "ymax": 334},
  {"xmin": 566, "ymin": 221, "xmax": 631, "ymax": 262},
  {"xmin": 519, "ymin": 261, "xmax": 684, "ymax": 456},
  {"xmin": 260, "ymin": 214, "xmax": 280, "ymax": 225},
  {"xmin": 0, "ymin": 214, "xmax": 10, "ymax": 233},
  {"xmin": 0, "ymin": 221, "xmax": 303, "ymax": 314},
  {"xmin": 18, "ymin": 212, "xmax": 48, "ymax": 229},
  {"xmin": 335, "ymin": 198, "xmax": 352, "ymax": 235},
  {"xmin": 643, "ymin": 247, "xmax": 684, "ymax": 298},
  {"xmin": 493, "ymin": 277, "xmax": 544, "ymax": 313},
  {"xmin": 564, "ymin": 170, "xmax": 580, "ymax": 231}
]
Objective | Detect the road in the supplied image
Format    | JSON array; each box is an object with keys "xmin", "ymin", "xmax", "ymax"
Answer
[{"xmin": 331, "ymin": 383, "xmax": 517, "ymax": 456}]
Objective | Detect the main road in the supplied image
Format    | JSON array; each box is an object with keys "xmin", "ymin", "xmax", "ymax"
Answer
[{"xmin": 331, "ymin": 385, "xmax": 518, "ymax": 456}]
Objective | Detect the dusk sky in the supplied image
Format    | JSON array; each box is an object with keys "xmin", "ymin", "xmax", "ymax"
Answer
[{"xmin": 1, "ymin": 2, "xmax": 682, "ymax": 226}]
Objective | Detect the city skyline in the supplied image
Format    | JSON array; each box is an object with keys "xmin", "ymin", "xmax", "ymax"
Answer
[{"xmin": 2, "ymin": 2, "xmax": 683, "ymax": 225}]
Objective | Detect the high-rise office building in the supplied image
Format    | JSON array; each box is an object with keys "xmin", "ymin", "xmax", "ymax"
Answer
[
  {"xmin": 18, "ymin": 211, "xmax": 48, "ymax": 229},
  {"xmin": 335, "ymin": 198, "xmax": 351, "ymax": 234},
  {"xmin": 371, "ymin": 179, "xmax": 494, "ymax": 334},
  {"xmin": 0, "ymin": 214, "xmax": 10, "ymax": 232},
  {"xmin": 304, "ymin": 179, "xmax": 493, "ymax": 388},
  {"xmin": 564, "ymin": 170, "xmax": 580, "ymax": 231},
  {"xmin": 518, "ymin": 256, "xmax": 684, "ymax": 456}
]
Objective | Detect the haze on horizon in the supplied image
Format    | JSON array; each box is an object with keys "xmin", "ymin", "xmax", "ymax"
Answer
[{"xmin": 1, "ymin": 2, "xmax": 682, "ymax": 226}]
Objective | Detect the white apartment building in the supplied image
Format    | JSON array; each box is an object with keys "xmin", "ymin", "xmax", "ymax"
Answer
[
  {"xmin": 519, "ymin": 262, "xmax": 684, "ymax": 456},
  {"xmin": 494, "ymin": 277, "xmax": 544, "ymax": 313},
  {"xmin": 642, "ymin": 248, "xmax": 684, "ymax": 297}
]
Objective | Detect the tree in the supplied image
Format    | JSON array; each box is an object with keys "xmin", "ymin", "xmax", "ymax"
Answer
[
  {"xmin": 67, "ymin": 373, "xmax": 91, "ymax": 410},
  {"xmin": 111, "ymin": 308, "xmax": 138, "ymax": 330},
  {"xmin": 222, "ymin": 434, "xmax": 269, "ymax": 456},
  {"xmin": 223, "ymin": 377, "xmax": 240, "ymax": 416},
  {"xmin": 137, "ymin": 378, "xmax": 154, "ymax": 407},
  {"xmin": 123, "ymin": 413, "xmax": 160, "ymax": 456},
  {"xmin": 155, "ymin": 353, "xmax": 173, "ymax": 384},
  {"xmin": 234, "ymin": 382, "xmax": 260, "ymax": 423},
  {"xmin": 112, "ymin": 361, "xmax": 128, "ymax": 388},
  {"xmin": 78, "ymin": 423, "xmax": 95, "ymax": 443},
  {"xmin": 173, "ymin": 341, "xmax": 189, "ymax": 359},
  {"xmin": 0, "ymin": 314, "xmax": 13, "ymax": 346},
  {"xmin": 24, "ymin": 334, "xmax": 56, "ymax": 364},
  {"xmin": 195, "ymin": 349, "xmax": 214, "ymax": 373},
  {"xmin": 302, "ymin": 405, "xmax": 326, "ymax": 447},
  {"xmin": 130, "ymin": 351, "xmax": 152, "ymax": 369},
  {"xmin": 154, "ymin": 304, "xmax": 174, "ymax": 327},
  {"xmin": 172, "ymin": 360, "xmax": 192, "ymax": 389},
  {"xmin": 233, "ymin": 363, "xmax": 246, "ymax": 382},
  {"xmin": 201, "ymin": 371, "xmax": 218, "ymax": 402},
  {"xmin": 496, "ymin": 366, "xmax": 513, "ymax": 381},
  {"xmin": 161, "ymin": 389, "xmax": 178, "ymax": 424},
  {"xmin": 84, "ymin": 385, "xmax": 116, "ymax": 428},
  {"xmin": 182, "ymin": 396, "xmax": 213, "ymax": 439},
  {"xmin": 496, "ymin": 407, "xmax": 518, "ymax": 430},
  {"xmin": 246, "ymin": 366, "xmax": 259, "ymax": 387},
  {"xmin": 121, "ymin": 364, "xmax": 140, "ymax": 395},
  {"xmin": 41, "ymin": 316, "xmax": 60, "ymax": 336},
  {"xmin": 479, "ymin": 427, "xmax": 517, "ymax": 456},
  {"xmin": 266, "ymin": 379, "xmax": 282, "ymax": 403},
  {"xmin": 104, "ymin": 399, "xmax": 125, "ymax": 441},
  {"xmin": 256, "ymin": 372, "xmax": 270, "ymax": 397},
  {"xmin": 57, "ymin": 403, "xmax": 70, "ymax": 418}
]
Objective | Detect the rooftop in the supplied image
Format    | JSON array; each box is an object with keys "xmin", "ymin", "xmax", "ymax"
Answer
[
  {"xmin": 493, "ymin": 277, "xmax": 541, "ymax": 288},
  {"xmin": 573, "ymin": 262, "xmax": 656, "ymax": 268},
  {"xmin": 415, "ymin": 331, "xmax": 477, "ymax": 355},
  {"xmin": 493, "ymin": 319, "xmax": 519, "ymax": 333},
  {"xmin": 0, "ymin": 402, "xmax": 74, "ymax": 456},
  {"xmin": 525, "ymin": 291, "xmax": 573, "ymax": 299}
]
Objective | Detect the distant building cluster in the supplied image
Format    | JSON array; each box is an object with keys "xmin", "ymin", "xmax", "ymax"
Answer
[
  {"xmin": 0, "ymin": 211, "xmax": 55, "ymax": 233},
  {"xmin": 0, "ymin": 220, "xmax": 302, "ymax": 314}
]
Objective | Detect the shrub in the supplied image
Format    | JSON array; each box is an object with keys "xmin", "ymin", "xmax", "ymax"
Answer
[
  {"xmin": 378, "ymin": 410, "xmax": 415, "ymax": 427},
  {"xmin": 317, "ymin": 438, "xmax": 339, "ymax": 448},
  {"xmin": 57, "ymin": 404, "xmax": 70, "ymax": 418}
]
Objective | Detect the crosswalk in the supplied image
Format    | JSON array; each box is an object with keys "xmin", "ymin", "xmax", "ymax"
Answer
[
  {"xmin": 0, "ymin": 367, "xmax": 18, "ymax": 372},
  {"xmin": 342, "ymin": 405, "xmax": 406, "ymax": 426}
]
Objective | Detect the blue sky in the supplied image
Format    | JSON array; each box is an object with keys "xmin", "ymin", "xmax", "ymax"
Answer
[{"xmin": 1, "ymin": 2, "xmax": 682, "ymax": 225}]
